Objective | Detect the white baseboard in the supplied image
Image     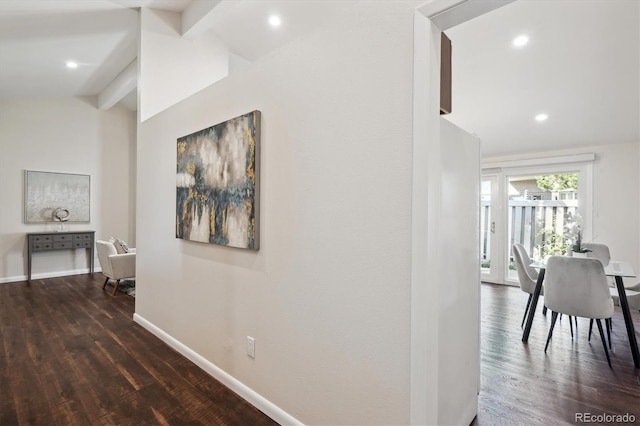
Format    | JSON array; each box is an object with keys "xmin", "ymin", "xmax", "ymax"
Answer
[
  {"xmin": 0, "ymin": 267, "xmax": 102, "ymax": 284},
  {"xmin": 133, "ymin": 313, "xmax": 303, "ymax": 426}
]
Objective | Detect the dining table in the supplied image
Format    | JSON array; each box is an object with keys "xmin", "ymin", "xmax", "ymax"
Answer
[{"xmin": 522, "ymin": 258, "xmax": 639, "ymax": 368}]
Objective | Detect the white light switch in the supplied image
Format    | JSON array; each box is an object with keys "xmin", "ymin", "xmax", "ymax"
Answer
[{"xmin": 247, "ymin": 336, "xmax": 255, "ymax": 358}]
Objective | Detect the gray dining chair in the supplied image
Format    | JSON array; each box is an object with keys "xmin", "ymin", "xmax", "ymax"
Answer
[
  {"xmin": 544, "ymin": 256, "xmax": 614, "ymax": 367},
  {"xmin": 581, "ymin": 242, "xmax": 611, "ymax": 266},
  {"xmin": 513, "ymin": 244, "xmax": 541, "ymax": 328},
  {"xmin": 583, "ymin": 242, "xmax": 613, "ymax": 345},
  {"xmin": 610, "ymin": 282, "xmax": 640, "ymax": 312}
]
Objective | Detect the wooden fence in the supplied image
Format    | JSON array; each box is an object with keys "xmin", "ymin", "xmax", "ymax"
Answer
[{"xmin": 481, "ymin": 200, "xmax": 579, "ymax": 264}]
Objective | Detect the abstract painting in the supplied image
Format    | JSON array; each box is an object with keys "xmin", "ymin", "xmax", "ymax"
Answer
[
  {"xmin": 176, "ymin": 111, "xmax": 260, "ymax": 250},
  {"xmin": 24, "ymin": 170, "xmax": 90, "ymax": 223}
]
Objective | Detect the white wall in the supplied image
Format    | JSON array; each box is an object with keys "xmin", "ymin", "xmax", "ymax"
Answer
[
  {"xmin": 0, "ymin": 97, "xmax": 137, "ymax": 282},
  {"xmin": 591, "ymin": 143, "xmax": 640, "ymax": 274},
  {"xmin": 135, "ymin": 2, "xmax": 416, "ymax": 424},
  {"xmin": 484, "ymin": 142, "xmax": 640, "ymax": 276},
  {"xmin": 139, "ymin": 8, "xmax": 230, "ymax": 122},
  {"xmin": 438, "ymin": 118, "xmax": 480, "ymax": 425}
]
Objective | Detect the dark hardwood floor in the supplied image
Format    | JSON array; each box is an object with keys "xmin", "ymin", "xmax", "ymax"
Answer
[
  {"xmin": 0, "ymin": 274, "xmax": 277, "ymax": 426},
  {"xmin": 2, "ymin": 275, "xmax": 639, "ymax": 425},
  {"xmin": 475, "ymin": 283, "xmax": 640, "ymax": 425}
]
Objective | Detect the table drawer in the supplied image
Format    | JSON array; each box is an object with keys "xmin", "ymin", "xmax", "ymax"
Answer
[
  {"xmin": 29, "ymin": 232, "xmax": 93, "ymax": 251},
  {"xmin": 53, "ymin": 242, "xmax": 72, "ymax": 249},
  {"xmin": 32, "ymin": 243, "xmax": 53, "ymax": 251},
  {"xmin": 31, "ymin": 235, "xmax": 53, "ymax": 244}
]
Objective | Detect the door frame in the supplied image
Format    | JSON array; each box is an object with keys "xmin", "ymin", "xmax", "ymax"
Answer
[{"xmin": 480, "ymin": 173, "xmax": 504, "ymax": 283}]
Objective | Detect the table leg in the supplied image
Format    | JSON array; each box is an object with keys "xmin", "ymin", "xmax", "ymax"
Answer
[
  {"xmin": 522, "ymin": 269, "xmax": 545, "ymax": 342},
  {"xmin": 615, "ymin": 276, "xmax": 640, "ymax": 368},
  {"xmin": 89, "ymin": 246, "xmax": 94, "ymax": 276},
  {"xmin": 28, "ymin": 246, "xmax": 32, "ymax": 282}
]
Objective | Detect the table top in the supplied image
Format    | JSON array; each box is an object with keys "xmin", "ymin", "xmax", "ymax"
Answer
[
  {"xmin": 27, "ymin": 230, "xmax": 95, "ymax": 236},
  {"xmin": 530, "ymin": 259, "xmax": 636, "ymax": 278}
]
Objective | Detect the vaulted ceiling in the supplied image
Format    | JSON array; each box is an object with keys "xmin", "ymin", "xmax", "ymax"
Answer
[
  {"xmin": 0, "ymin": 0, "xmax": 638, "ymax": 157},
  {"xmin": 0, "ymin": 0, "xmax": 340, "ymax": 111},
  {"xmin": 0, "ymin": 1, "xmax": 189, "ymax": 109}
]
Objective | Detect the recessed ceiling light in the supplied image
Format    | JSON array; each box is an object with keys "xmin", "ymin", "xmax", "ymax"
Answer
[
  {"xmin": 512, "ymin": 35, "xmax": 529, "ymax": 47},
  {"xmin": 268, "ymin": 15, "xmax": 281, "ymax": 28},
  {"xmin": 65, "ymin": 61, "xmax": 78, "ymax": 69},
  {"xmin": 535, "ymin": 113, "xmax": 549, "ymax": 122}
]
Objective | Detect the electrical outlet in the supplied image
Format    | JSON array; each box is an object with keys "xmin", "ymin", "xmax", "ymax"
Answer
[{"xmin": 247, "ymin": 336, "xmax": 255, "ymax": 358}]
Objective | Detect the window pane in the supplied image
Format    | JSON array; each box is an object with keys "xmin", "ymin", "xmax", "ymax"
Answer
[{"xmin": 507, "ymin": 173, "xmax": 579, "ymax": 280}]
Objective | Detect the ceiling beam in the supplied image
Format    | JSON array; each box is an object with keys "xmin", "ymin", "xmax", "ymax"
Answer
[
  {"xmin": 98, "ymin": 59, "xmax": 137, "ymax": 110},
  {"xmin": 181, "ymin": 0, "xmax": 223, "ymax": 39},
  {"xmin": 420, "ymin": 0, "xmax": 516, "ymax": 31}
]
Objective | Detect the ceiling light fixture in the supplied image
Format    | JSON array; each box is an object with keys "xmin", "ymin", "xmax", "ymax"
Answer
[
  {"xmin": 268, "ymin": 15, "xmax": 281, "ymax": 28},
  {"xmin": 65, "ymin": 61, "xmax": 79, "ymax": 69},
  {"xmin": 535, "ymin": 113, "xmax": 549, "ymax": 122},
  {"xmin": 512, "ymin": 35, "xmax": 529, "ymax": 47}
]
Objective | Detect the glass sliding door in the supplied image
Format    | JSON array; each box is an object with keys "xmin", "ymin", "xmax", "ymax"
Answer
[
  {"xmin": 506, "ymin": 172, "xmax": 580, "ymax": 281},
  {"xmin": 480, "ymin": 158, "xmax": 592, "ymax": 285}
]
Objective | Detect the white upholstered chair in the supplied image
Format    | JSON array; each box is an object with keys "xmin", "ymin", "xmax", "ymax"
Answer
[
  {"xmin": 582, "ymin": 242, "xmax": 613, "ymax": 344},
  {"xmin": 96, "ymin": 240, "xmax": 136, "ymax": 296},
  {"xmin": 544, "ymin": 256, "xmax": 614, "ymax": 367},
  {"xmin": 610, "ymin": 282, "xmax": 640, "ymax": 312},
  {"xmin": 513, "ymin": 244, "xmax": 542, "ymax": 328},
  {"xmin": 581, "ymin": 242, "xmax": 611, "ymax": 266}
]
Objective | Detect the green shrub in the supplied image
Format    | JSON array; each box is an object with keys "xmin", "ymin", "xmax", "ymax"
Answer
[{"xmin": 536, "ymin": 228, "xmax": 567, "ymax": 257}]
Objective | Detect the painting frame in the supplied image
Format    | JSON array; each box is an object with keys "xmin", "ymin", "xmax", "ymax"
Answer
[
  {"xmin": 24, "ymin": 170, "xmax": 91, "ymax": 224},
  {"xmin": 176, "ymin": 110, "xmax": 261, "ymax": 250}
]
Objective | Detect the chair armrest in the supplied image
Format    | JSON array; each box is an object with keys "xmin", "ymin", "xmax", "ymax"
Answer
[{"xmin": 109, "ymin": 253, "xmax": 136, "ymax": 279}]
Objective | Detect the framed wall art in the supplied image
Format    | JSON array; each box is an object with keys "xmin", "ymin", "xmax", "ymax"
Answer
[
  {"xmin": 176, "ymin": 110, "xmax": 260, "ymax": 250},
  {"xmin": 24, "ymin": 170, "xmax": 91, "ymax": 223}
]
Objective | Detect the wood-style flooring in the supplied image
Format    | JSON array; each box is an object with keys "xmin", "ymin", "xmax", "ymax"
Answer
[
  {"xmin": 475, "ymin": 283, "xmax": 640, "ymax": 425},
  {"xmin": 2, "ymin": 275, "xmax": 639, "ymax": 425},
  {"xmin": 0, "ymin": 274, "xmax": 277, "ymax": 426}
]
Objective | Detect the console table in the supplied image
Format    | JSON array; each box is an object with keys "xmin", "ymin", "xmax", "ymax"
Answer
[{"xmin": 27, "ymin": 231, "xmax": 95, "ymax": 281}]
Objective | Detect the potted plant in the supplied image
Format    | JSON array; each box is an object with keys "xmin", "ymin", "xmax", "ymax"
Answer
[
  {"xmin": 564, "ymin": 212, "xmax": 591, "ymax": 257},
  {"xmin": 571, "ymin": 231, "xmax": 591, "ymax": 258}
]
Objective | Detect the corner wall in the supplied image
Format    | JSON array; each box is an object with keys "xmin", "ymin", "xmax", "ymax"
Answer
[
  {"xmin": 139, "ymin": 8, "xmax": 230, "ymax": 122},
  {"xmin": 0, "ymin": 97, "xmax": 137, "ymax": 282},
  {"xmin": 135, "ymin": 2, "xmax": 416, "ymax": 424}
]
